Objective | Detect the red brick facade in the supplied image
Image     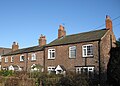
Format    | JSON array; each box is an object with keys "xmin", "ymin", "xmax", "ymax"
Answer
[
  {"xmin": 44, "ymin": 30, "xmax": 116, "ymax": 73},
  {"xmin": 1, "ymin": 51, "xmax": 44, "ymax": 71},
  {"xmin": 1, "ymin": 16, "xmax": 116, "ymax": 75}
]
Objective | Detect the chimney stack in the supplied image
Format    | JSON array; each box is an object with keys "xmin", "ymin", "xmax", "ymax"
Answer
[
  {"xmin": 106, "ymin": 15, "xmax": 113, "ymax": 31},
  {"xmin": 58, "ymin": 25, "xmax": 66, "ymax": 39},
  {"xmin": 12, "ymin": 42, "xmax": 19, "ymax": 51},
  {"xmin": 38, "ymin": 34, "xmax": 46, "ymax": 46}
]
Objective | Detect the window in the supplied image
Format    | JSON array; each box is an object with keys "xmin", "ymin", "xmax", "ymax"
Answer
[
  {"xmin": 47, "ymin": 66, "xmax": 55, "ymax": 74},
  {"xmin": 11, "ymin": 56, "xmax": 14, "ymax": 62},
  {"xmin": 0, "ymin": 56, "xmax": 1, "ymax": 62},
  {"xmin": 76, "ymin": 67, "xmax": 94, "ymax": 76},
  {"xmin": 5, "ymin": 57, "xmax": 8, "ymax": 63},
  {"xmin": 82, "ymin": 44, "xmax": 93, "ymax": 57},
  {"xmin": 31, "ymin": 53, "xmax": 36, "ymax": 61},
  {"xmin": 48, "ymin": 49, "xmax": 55, "ymax": 59},
  {"xmin": 20, "ymin": 55, "xmax": 24, "ymax": 61},
  {"xmin": 69, "ymin": 46, "xmax": 76, "ymax": 58}
]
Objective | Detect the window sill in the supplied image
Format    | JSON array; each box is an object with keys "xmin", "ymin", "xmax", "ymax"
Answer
[
  {"xmin": 82, "ymin": 56, "xmax": 94, "ymax": 58},
  {"xmin": 69, "ymin": 57, "xmax": 76, "ymax": 59},
  {"xmin": 20, "ymin": 61, "xmax": 24, "ymax": 62},
  {"xmin": 31, "ymin": 60, "xmax": 36, "ymax": 62},
  {"xmin": 48, "ymin": 58, "xmax": 55, "ymax": 60},
  {"xmin": 4, "ymin": 62, "xmax": 8, "ymax": 63}
]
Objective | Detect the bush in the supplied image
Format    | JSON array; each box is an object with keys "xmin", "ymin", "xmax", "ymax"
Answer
[
  {"xmin": 56, "ymin": 73, "xmax": 89, "ymax": 86},
  {"xmin": 39, "ymin": 73, "xmax": 62, "ymax": 86},
  {"xmin": 0, "ymin": 70, "xmax": 13, "ymax": 76}
]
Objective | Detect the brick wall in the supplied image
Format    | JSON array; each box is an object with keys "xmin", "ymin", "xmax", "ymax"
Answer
[
  {"xmin": 44, "ymin": 30, "xmax": 116, "ymax": 73},
  {"xmin": 44, "ymin": 41, "xmax": 99, "ymax": 72},
  {"xmin": 1, "ymin": 51, "xmax": 44, "ymax": 71}
]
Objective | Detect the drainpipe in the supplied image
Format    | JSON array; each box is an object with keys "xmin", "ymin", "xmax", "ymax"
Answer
[
  {"xmin": 110, "ymin": 35, "xmax": 112, "ymax": 48},
  {"xmin": 2, "ymin": 48, "xmax": 4, "ymax": 55},
  {"xmin": 43, "ymin": 48, "xmax": 45, "ymax": 72},
  {"xmin": 98, "ymin": 40, "xmax": 101, "ymax": 85},
  {"xmin": 25, "ymin": 53, "xmax": 28, "ymax": 72}
]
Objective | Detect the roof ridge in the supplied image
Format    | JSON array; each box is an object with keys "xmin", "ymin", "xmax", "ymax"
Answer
[
  {"xmin": 0, "ymin": 47, "xmax": 11, "ymax": 49},
  {"xmin": 2, "ymin": 45, "xmax": 45, "ymax": 56},
  {"xmin": 48, "ymin": 28, "xmax": 108, "ymax": 46},
  {"xmin": 65, "ymin": 28, "xmax": 107, "ymax": 37},
  {"xmin": 18, "ymin": 45, "xmax": 39, "ymax": 50}
]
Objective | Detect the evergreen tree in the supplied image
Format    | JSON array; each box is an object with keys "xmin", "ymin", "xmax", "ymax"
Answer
[
  {"xmin": 107, "ymin": 47, "xmax": 120, "ymax": 86},
  {"xmin": 116, "ymin": 38, "xmax": 120, "ymax": 47}
]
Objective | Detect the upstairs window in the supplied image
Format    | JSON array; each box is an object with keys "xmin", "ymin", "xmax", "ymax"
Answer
[
  {"xmin": 82, "ymin": 44, "xmax": 93, "ymax": 57},
  {"xmin": 69, "ymin": 46, "xmax": 76, "ymax": 58},
  {"xmin": 31, "ymin": 53, "xmax": 37, "ymax": 61},
  {"xmin": 5, "ymin": 57, "xmax": 8, "ymax": 63},
  {"xmin": 11, "ymin": 56, "xmax": 14, "ymax": 62},
  {"xmin": 48, "ymin": 49, "xmax": 55, "ymax": 59},
  {"xmin": 0, "ymin": 56, "xmax": 1, "ymax": 62},
  {"xmin": 20, "ymin": 55, "xmax": 24, "ymax": 62}
]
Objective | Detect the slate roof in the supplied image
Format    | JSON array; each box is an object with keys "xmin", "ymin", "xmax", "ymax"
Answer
[
  {"xmin": 2, "ymin": 45, "xmax": 45, "ymax": 56},
  {"xmin": 0, "ymin": 47, "xmax": 12, "ymax": 55},
  {"xmin": 47, "ymin": 29, "xmax": 108, "ymax": 46},
  {"xmin": 2, "ymin": 29, "xmax": 108, "ymax": 56}
]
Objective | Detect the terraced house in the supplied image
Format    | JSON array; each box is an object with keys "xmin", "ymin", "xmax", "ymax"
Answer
[
  {"xmin": 0, "ymin": 47, "xmax": 11, "ymax": 70},
  {"xmin": 1, "ymin": 35, "xmax": 46, "ymax": 71},
  {"xmin": 44, "ymin": 16, "xmax": 116, "ymax": 75},
  {"xmin": 1, "ymin": 16, "xmax": 116, "ymax": 77}
]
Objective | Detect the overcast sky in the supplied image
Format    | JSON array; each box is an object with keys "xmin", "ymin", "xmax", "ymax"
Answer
[{"xmin": 0, "ymin": 0, "xmax": 120, "ymax": 48}]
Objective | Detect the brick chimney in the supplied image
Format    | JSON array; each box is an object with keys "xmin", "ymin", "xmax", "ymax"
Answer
[
  {"xmin": 106, "ymin": 15, "xmax": 113, "ymax": 31},
  {"xmin": 38, "ymin": 34, "xmax": 46, "ymax": 46},
  {"xmin": 58, "ymin": 25, "xmax": 66, "ymax": 39},
  {"xmin": 12, "ymin": 42, "xmax": 19, "ymax": 51}
]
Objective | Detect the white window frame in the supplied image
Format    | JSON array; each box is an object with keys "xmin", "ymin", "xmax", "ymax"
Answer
[
  {"xmin": 11, "ymin": 56, "xmax": 14, "ymax": 62},
  {"xmin": 20, "ymin": 55, "xmax": 24, "ymax": 62},
  {"xmin": 82, "ymin": 44, "xmax": 93, "ymax": 57},
  {"xmin": 0, "ymin": 56, "xmax": 1, "ymax": 62},
  {"xmin": 47, "ymin": 66, "xmax": 55, "ymax": 74},
  {"xmin": 76, "ymin": 67, "xmax": 94, "ymax": 74},
  {"xmin": 69, "ymin": 46, "xmax": 76, "ymax": 58},
  {"xmin": 48, "ymin": 49, "xmax": 55, "ymax": 59},
  {"xmin": 5, "ymin": 57, "xmax": 8, "ymax": 63},
  {"xmin": 31, "ymin": 53, "xmax": 37, "ymax": 61}
]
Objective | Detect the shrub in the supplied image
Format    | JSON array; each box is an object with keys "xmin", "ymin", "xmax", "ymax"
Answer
[
  {"xmin": 56, "ymin": 73, "xmax": 89, "ymax": 86},
  {"xmin": 0, "ymin": 70, "xmax": 13, "ymax": 76}
]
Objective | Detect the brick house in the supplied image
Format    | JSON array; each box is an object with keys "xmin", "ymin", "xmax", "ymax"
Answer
[
  {"xmin": 1, "ymin": 35, "xmax": 46, "ymax": 71},
  {"xmin": 44, "ymin": 15, "xmax": 116, "ymax": 76},
  {"xmin": 1, "ymin": 15, "xmax": 116, "ymax": 77},
  {"xmin": 0, "ymin": 47, "xmax": 12, "ymax": 70}
]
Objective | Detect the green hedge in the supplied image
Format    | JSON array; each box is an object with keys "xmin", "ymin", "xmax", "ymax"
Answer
[{"xmin": 0, "ymin": 70, "xmax": 13, "ymax": 76}]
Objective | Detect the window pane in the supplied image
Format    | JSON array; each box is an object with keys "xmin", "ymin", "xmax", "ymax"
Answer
[
  {"xmin": 52, "ymin": 52, "xmax": 55, "ymax": 57},
  {"xmin": 84, "ymin": 49, "xmax": 86, "ymax": 56},
  {"xmin": 69, "ymin": 46, "xmax": 76, "ymax": 58},
  {"xmin": 87, "ymin": 46, "xmax": 93, "ymax": 55},
  {"xmin": 31, "ymin": 54, "xmax": 36, "ymax": 60},
  {"xmin": 20, "ymin": 55, "xmax": 24, "ymax": 61},
  {"xmin": 83, "ymin": 45, "xmax": 93, "ymax": 57},
  {"xmin": 22, "ymin": 56, "xmax": 24, "ymax": 60},
  {"xmin": 11, "ymin": 56, "xmax": 14, "ymax": 62},
  {"xmin": 48, "ymin": 49, "xmax": 55, "ymax": 59}
]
